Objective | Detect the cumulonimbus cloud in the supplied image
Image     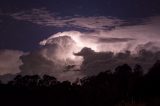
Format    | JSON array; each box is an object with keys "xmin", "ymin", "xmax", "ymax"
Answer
[
  {"xmin": 1, "ymin": 8, "xmax": 160, "ymax": 82},
  {"xmin": 20, "ymin": 35, "xmax": 83, "ymax": 82},
  {"xmin": 19, "ymin": 24, "xmax": 160, "ymax": 82},
  {"xmin": 1, "ymin": 25, "xmax": 160, "ymax": 82}
]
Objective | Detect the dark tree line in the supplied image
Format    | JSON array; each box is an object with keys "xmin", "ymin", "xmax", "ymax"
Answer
[{"xmin": 0, "ymin": 61, "xmax": 160, "ymax": 106}]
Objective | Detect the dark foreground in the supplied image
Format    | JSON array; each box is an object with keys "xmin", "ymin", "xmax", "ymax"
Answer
[{"xmin": 1, "ymin": 61, "xmax": 160, "ymax": 106}]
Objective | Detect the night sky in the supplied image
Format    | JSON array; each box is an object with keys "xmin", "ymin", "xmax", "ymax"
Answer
[{"xmin": 0, "ymin": 0, "xmax": 160, "ymax": 82}]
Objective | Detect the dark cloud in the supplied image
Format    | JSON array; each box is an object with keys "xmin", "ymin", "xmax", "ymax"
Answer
[
  {"xmin": 98, "ymin": 37, "xmax": 135, "ymax": 43},
  {"xmin": 10, "ymin": 8, "xmax": 124, "ymax": 30},
  {"xmin": 82, "ymin": 35, "xmax": 135, "ymax": 43},
  {"xmin": 20, "ymin": 52, "xmax": 56, "ymax": 75},
  {"xmin": 75, "ymin": 47, "xmax": 160, "ymax": 76},
  {"xmin": 19, "ymin": 52, "xmax": 83, "ymax": 82},
  {"xmin": 9, "ymin": 8, "xmax": 160, "ymax": 32},
  {"xmin": 136, "ymin": 42, "xmax": 160, "ymax": 52},
  {"xmin": 0, "ymin": 50, "xmax": 23, "ymax": 75},
  {"xmin": 0, "ymin": 74, "xmax": 16, "ymax": 84}
]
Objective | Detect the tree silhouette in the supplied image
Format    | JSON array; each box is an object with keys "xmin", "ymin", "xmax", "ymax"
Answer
[
  {"xmin": 39, "ymin": 75, "xmax": 58, "ymax": 87},
  {"xmin": 0, "ymin": 62, "xmax": 160, "ymax": 106}
]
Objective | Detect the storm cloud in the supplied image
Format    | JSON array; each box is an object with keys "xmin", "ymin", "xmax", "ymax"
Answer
[
  {"xmin": 75, "ymin": 47, "xmax": 160, "ymax": 76},
  {"xmin": 19, "ymin": 36, "xmax": 83, "ymax": 82},
  {"xmin": 0, "ymin": 50, "xmax": 23, "ymax": 75},
  {"xmin": 18, "ymin": 28, "xmax": 160, "ymax": 82},
  {"xmin": 1, "ymin": 9, "xmax": 160, "ymax": 82}
]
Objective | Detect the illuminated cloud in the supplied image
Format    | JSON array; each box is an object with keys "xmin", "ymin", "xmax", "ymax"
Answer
[
  {"xmin": 19, "ymin": 23, "xmax": 160, "ymax": 81},
  {"xmin": 6, "ymin": 8, "xmax": 160, "ymax": 82},
  {"xmin": 20, "ymin": 35, "xmax": 83, "ymax": 82},
  {"xmin": 19, "ymin": 34, "xmax": 160, "ymax": 81},
  {"xmin": 40, "ymin": 31, "xmax": 137, "ymax": 53},
  {"xmin": 0, "ymin": 50, "xmax": 23, "ymax": 75},
  {"xmin": 28, "ymin": 15, "xmax": 160, "ymax": 80}
]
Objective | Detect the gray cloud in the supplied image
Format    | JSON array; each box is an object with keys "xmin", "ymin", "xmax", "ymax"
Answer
[
  {"xmin": 10, "ymin": 8, "xmax": 160, "ymax": 33},
  {"xmin": 136, "ymin": 42, "xmax": 160, "ymax": 52},
  {"xmin": 75, "ymin": 47, "xmax": 160, "ymax": 76},
  {"xmin": 98, "ymin": 37, "xmax": 135, "ymax": 43},
  {"xmin": 10, "ymin": 8, "xmax": 124, "ymax": 30},
  {"xmin": 0, "ymin": 50, "xmax": 24, "ymax": 75},
  {"xmin": 81, "ymin": 35, "xmax": 135, "ymax": 43}
]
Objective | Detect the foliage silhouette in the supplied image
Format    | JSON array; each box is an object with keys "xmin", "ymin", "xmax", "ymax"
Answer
[{"xmin": 0, "ymin": 62, "xmax": 160, "ymax": 106}]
